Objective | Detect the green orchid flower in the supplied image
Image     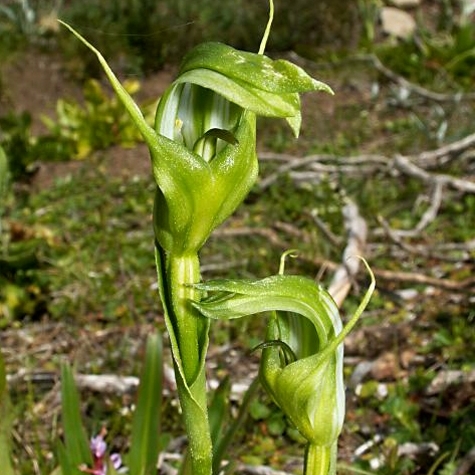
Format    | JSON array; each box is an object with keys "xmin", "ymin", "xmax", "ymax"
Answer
[
  {"xmin": 60, "ymin": 21, "xmax": 331, "ymax": 256},
  {"xmin": 60, "ymin": 7, "xmax": 336, "ymax": 474},
  {"xmin": 193, "ymin": 261, "xmax": 375, "ymax": 475},
  {"xmin": 152, "ymin": 41, "xmax": 332, "ymax": 255}
]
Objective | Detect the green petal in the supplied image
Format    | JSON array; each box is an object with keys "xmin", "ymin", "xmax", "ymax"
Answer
[
  {"xmin": 153, "ymin": 111, "xmax": 257, "ymax": 254},
  {"xmin": 194, "ymin": 275, "xmax": 340, "ymax": 346},
  {"xmin": 179, "ymin": 42, "xmax": 332, "ymax": 95},
  {"xmin": 175, "ymin": 70, "xmax": 300, "ymax": 119}
]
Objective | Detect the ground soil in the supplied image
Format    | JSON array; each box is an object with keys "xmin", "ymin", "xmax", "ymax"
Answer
[{"xmin": 1, "ymin": 48, "xmax": 175, "ymax": 189}]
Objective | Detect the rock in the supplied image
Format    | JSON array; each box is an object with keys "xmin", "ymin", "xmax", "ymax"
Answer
[
  {"xmin": 461, "ymin": 0, "xmax": 475, "ymax": 17},
  {"xmin": 388, "ymin": 0, "xmax": 421, "ymax": 9},
  {"xmin": 381, "ymin": 7, "xmax": 417, "ymax": 39},
  {"xmin": 370, "ymin": 351, "xmax": 406, "ymax": 380}
]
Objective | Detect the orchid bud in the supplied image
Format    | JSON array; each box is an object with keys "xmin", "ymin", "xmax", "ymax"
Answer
[{"xmin": 193, "ymin": 276, "xmax": 342, "ymax": 440}]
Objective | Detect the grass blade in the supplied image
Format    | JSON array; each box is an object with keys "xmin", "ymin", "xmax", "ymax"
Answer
[
  {"xmin": 209, "ymin": 376, "xmax": 231, "ymax": 448},
  {"xmin": 60, "ymin": 364, "xmax": 92, "ymax": 474},
  {"xmin": 127, "ymin": 332, "xmax": 163, "ymax": 475},
  {"xmin": 0, "ymin": 350, "xmax": 15, "ymax": 475}
]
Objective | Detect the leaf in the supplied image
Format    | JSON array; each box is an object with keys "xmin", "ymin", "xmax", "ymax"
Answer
[
  {"xmin": 176, "ymin": 41, "xmax": 333, "ymax": 136},
  {"xmin": 127, "ymin": 332, "xmax": 163, "ymax": 475},
  {"xmin": 0, "ymin": 350, "xmax": 15, "ymax": 475},
  {"xmin": 212, "ymin": 377, "xmax": 259, "ymax": 475},
  {"xmin": 175, "ymin": 69, "xmax": 301, "ymax": 119},
  {"xmin": 58, "ymin": 21, "xmax": 158, "ymax": 152},
  {"xmin": 0, "ymin": 146, "xmax": 9, "ymax": 202},
  {"xmin": 208, "ymin": 376, "xmax": 231, "ymax": 448},
  {"xmin": 179, "ymin": 42, "xmax": 332, "ymax": 95},
  {"xmin": 60, "ymin": 364, "xmax": 92, "ymax": 475}
]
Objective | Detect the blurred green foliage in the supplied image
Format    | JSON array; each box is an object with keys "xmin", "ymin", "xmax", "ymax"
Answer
[
  {"xmin": 0, "ymin": 0, "xmax": 361, "ymax": 76},
  {"xmin": 42, "ymin": 78, "xmax": 154, "ymax": 159}
]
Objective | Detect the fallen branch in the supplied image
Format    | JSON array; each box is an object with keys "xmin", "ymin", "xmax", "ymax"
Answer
[
  {"xmin": 425, "ymin": 369, "xmax": 475, "ymax": 396},
  {"xmin": 258, "ymin": 152, "xmax": 388, "ymax": 189},
  {"xmin": 413, "ymin": 130, "xmax": 475, "ymax": 167},
  {"xmin": 376, "ymin": 180, "xmax": 443, "ymax": 240},
  {"xmin": 369, "ymin": 54, "xmax": 475, "ymax": 104},
  {"xmin": 287, "ymin": 51, "xmax": 475, "ymax": 104},
  {"xmin": 307, "ymin": 209, "xmax": 342, "ymax": 248},
  {"xmin": 372, "ymin": 267, "xmax": 475, "ymax": 292},
  {"xmin": 328, "ymin": 199, "xmax": 368, "ymax": 307},
  {"xmin": 75, "ymin": 373, "xmax": 139, "ymax": 394},
  {"xmin": 394, "ymin": 154, "xmax": 475, "ymax": 193},
  {"xmin": 216, "ymin": 225, "xmax": 474, "ymax": 292}
]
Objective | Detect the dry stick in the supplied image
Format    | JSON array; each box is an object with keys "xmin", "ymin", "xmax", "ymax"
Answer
[
  {"xmin": 394, "ymin": 154, "xmax": 475, "ymax": 193},
  {"xmin": 288, "ymin": 50, "xmax": 475, "ymax": 104},
  {"xmin": 368, "ymin": 54, "xmax": 475, "ymax": 103},
  {"xmin": 258, "ymin": 152, "xmax": 388, "ymax": 189},
  {"xmin": 258, "ymin": 154, "xmax": 335, "ymax": 190},
  {"xmin": 215, "ymin": 226, "xmax": 475, "ymax": 292},
  {"xmin": 377, "ymin": 216, "xmax": 433, "ymax": 258},
  {"xmin": 260, "ymin": 145, "xmax": 475, "ymax": 185},
  {"xmin": 413, "ymin": 130, "xmax": 475, "ymax": 167},
  {"xmin": 328, "ymin": 199, "xmax": 368, "ymax": 307},
  {"xmin": 414, "ymin": 179, "xmax": 444, "ymax": 232},
  {"xmin": 12, "ymin": 428, "xmax": 41, "ymax": 475},
  {"xmin": 377, "ymin": 180, "xmax": 445, "ymax": 240},
  {"xmin": 307, "ymin": 209, "xmax": 342, "ymax": 248},
  {"xmin": 426, "ymin": 369, "xmax": 475, "ymax": 396},
  {"xmin": 375, "ymin": 221, "xmax": 475, "ymax": 263},
  {"xmin": 373, "ymin": 267, "xmax": 475, "ymax": 291}
]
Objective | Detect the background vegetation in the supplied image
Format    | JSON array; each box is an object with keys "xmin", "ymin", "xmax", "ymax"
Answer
[{"xmin": 1, "ymin": 1, "xmax": 474, "ymax": 474}]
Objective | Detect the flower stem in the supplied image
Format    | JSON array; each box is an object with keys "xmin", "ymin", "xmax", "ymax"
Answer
[
  {"xmin": 258, "ymin": 0, "xmax": 274, "ymax": 54},
  {"xmin": 164, "ymin": 252, "xmax": 212, "ymax": 475},
  {"xmin": 304, "ymin": 443, "xmax": 336, "ymax": 475},
  {"xmin": 167, "ymin": 253, "xmax": 203, "ymax": 383}
]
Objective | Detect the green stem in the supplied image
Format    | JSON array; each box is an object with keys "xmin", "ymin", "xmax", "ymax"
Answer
[
  {"xmin": 164, "ymin": 252, "xmax": 213, "ymax": 475},
  {"xmin": 258, "ymin": 0, "xmax": 274, "ymax": 54},
  {"xmin": 167, "ymin": 253, "xmax": 203, "ymax": 383},
  {"xmin": 304, "ymin": 443, "xmax": 336, "ymax": 475}
]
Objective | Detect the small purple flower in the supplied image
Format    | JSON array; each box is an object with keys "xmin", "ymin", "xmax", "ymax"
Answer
[
  {"xmin": 90, "ymin": 434, "xmax": 107, "ymax": 459},
  {"xmin": 80, "ymin": 429, "xmax": 124, "ymax": 475},
  {"xmin": 110, "ymin": 453, "xmax": 122, "ymax": 470}
]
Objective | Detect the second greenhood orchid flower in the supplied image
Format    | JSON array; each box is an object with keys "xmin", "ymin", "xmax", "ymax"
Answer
[{"xmin": 193, "ymin": 260, "xmax": 375, "ymax": 475}]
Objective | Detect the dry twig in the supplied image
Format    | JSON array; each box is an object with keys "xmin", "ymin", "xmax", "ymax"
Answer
[
  {"xmin": 328, "ymin": 199, "xmax": 368, "ymax": 307},
  {"xmin": 413, "ymin": 130, "xmax": 475, "ymax": 167},
  {"xmin": 368, "ymin": 54, "xmax": 475, "ymax": 103},
  {"xmin": 394, "ymin": 154, "xmax": 475, "ymax": 193}
]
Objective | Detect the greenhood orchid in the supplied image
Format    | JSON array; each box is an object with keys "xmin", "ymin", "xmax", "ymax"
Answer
[
  {"xmin": 59, "ymin": 22, "xmax": 331, "ymax": 256},
  {"xmin": 152, "ymin": 41, "xmax": 332, "ymax": 255},
  {"xmin": 194, "ymin": 260, "xmax": 375, "ymax": 475},
  {"xmin": 58, "ymin": 4, "xmax": 369, "ymax": 474}
]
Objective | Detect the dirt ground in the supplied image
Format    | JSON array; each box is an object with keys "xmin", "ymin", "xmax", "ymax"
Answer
[{"xmin": 1, "ymin": 49, "xmax": 176, "ymax": 189}]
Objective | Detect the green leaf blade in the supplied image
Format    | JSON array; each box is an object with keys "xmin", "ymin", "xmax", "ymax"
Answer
[
  {"xmin": 0, "ymin": 350, "xmax": 15, "ymax": 475},
  {"xmin": 60, "ymin": 364, "xmax": 92, "ymax": 475},
  {"xmin": 179, "ymin": 42, "xmax": 333, "ymax": 95},
  {"xmin": 127, "ymin": 332, "xmax": 163, "ymax": 475}
]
